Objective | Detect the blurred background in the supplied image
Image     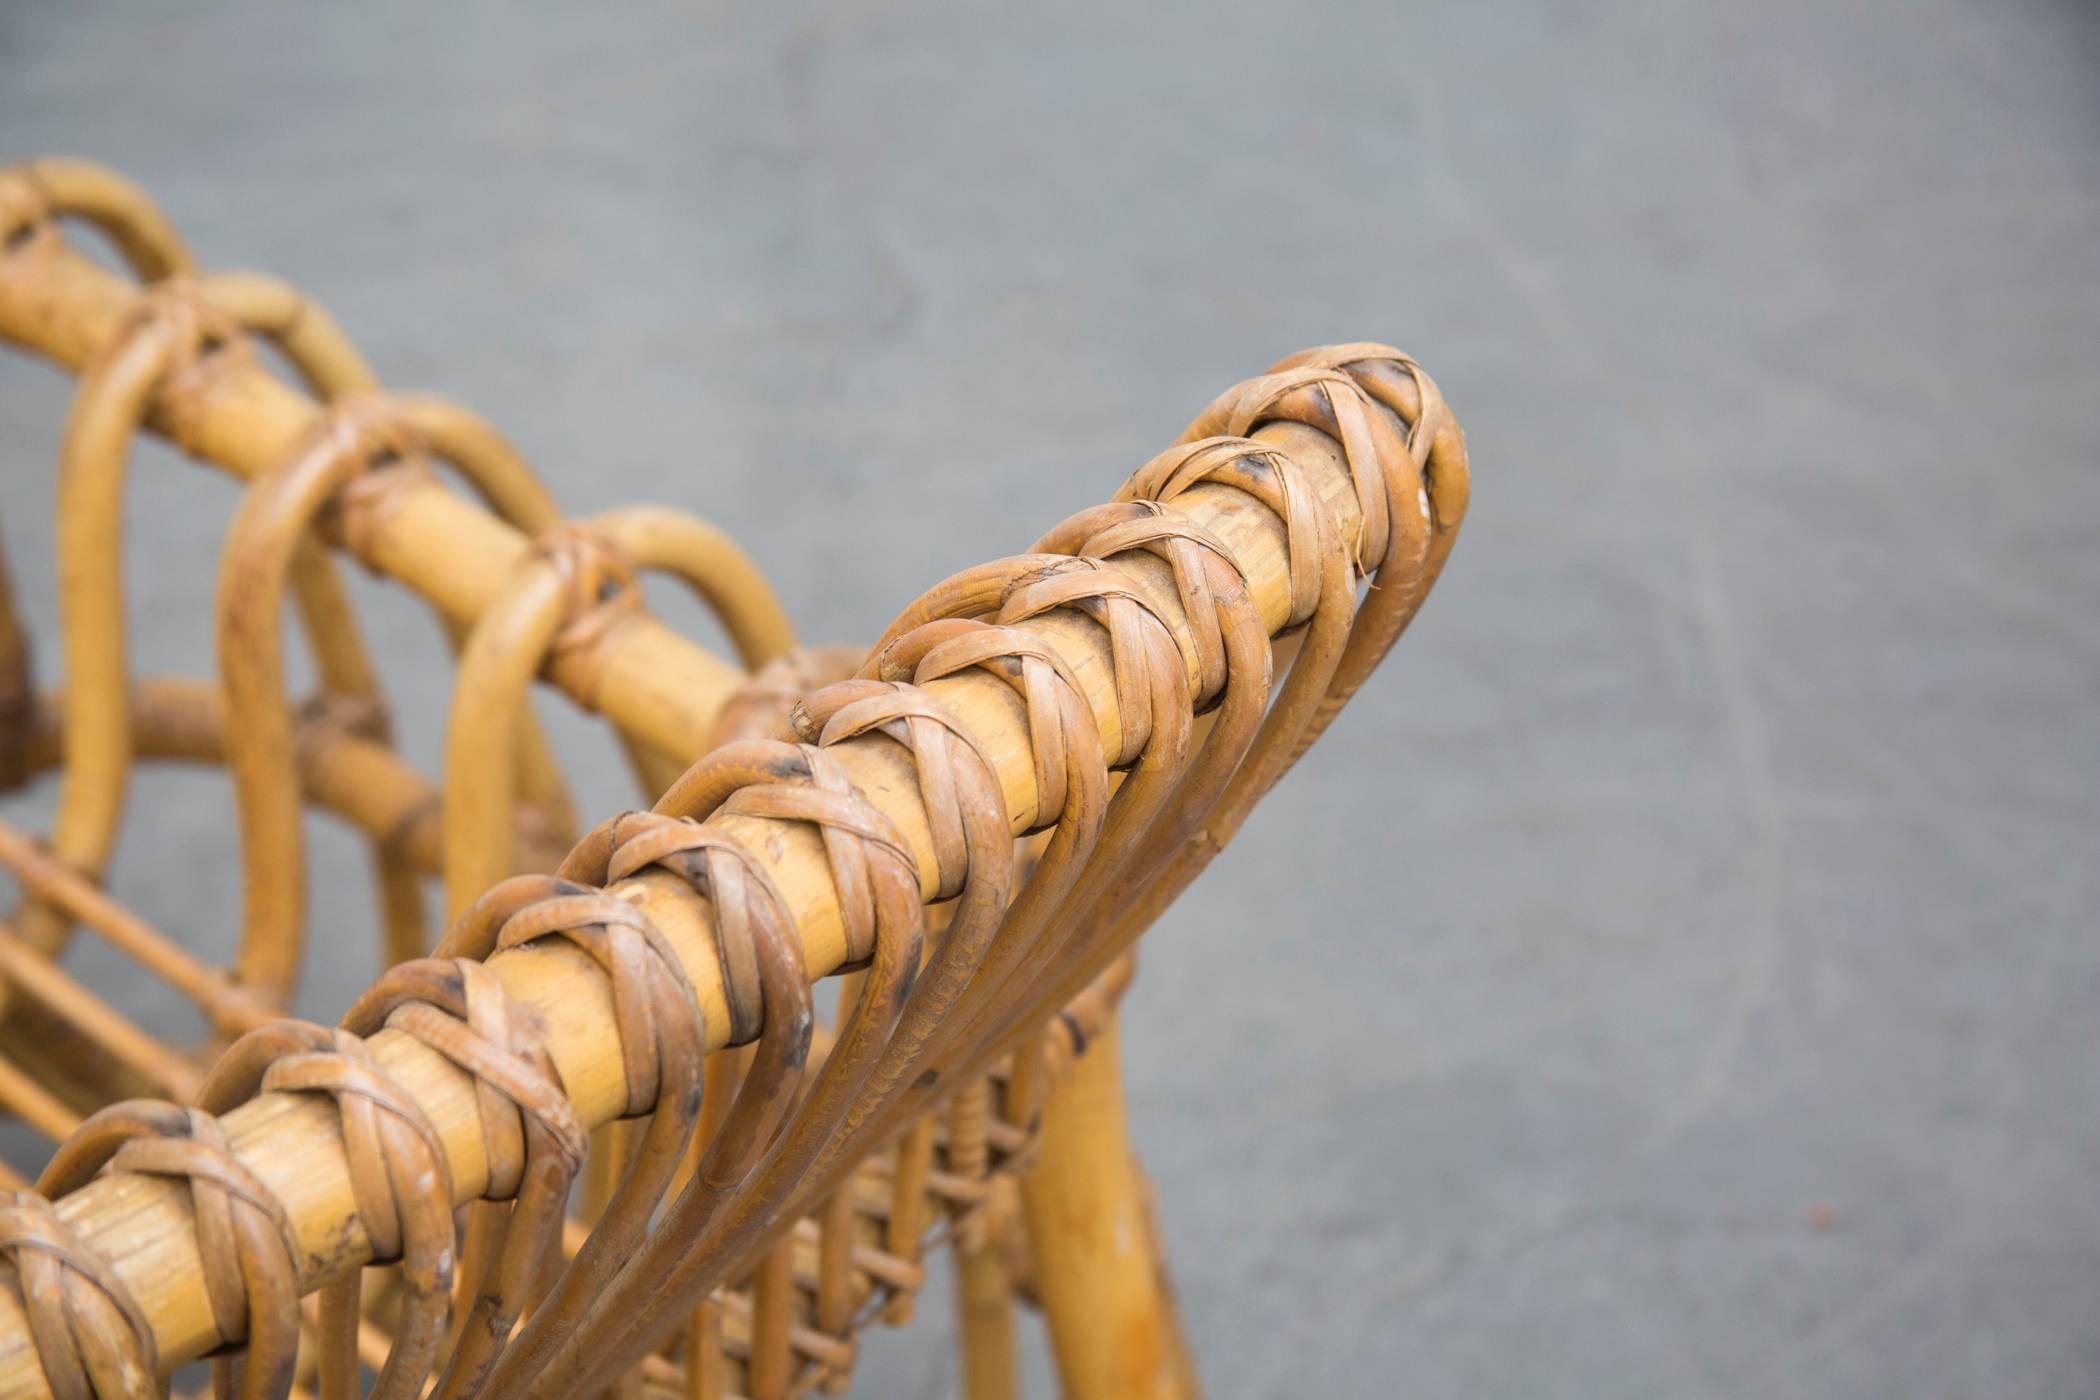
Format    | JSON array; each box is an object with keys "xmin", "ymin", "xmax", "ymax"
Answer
[{"xmin": 2, "ymin": 2, "xmax": 2096, "ymax": 1395}]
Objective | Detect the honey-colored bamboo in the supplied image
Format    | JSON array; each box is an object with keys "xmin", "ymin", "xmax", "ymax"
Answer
[
  {"xmin": 0, "ymin": 180, "xmax": 749, "ymax": 765},
  {"xmin": 1020, "ymin": 1017, "xmax": 1192, "ymax": 1399}
]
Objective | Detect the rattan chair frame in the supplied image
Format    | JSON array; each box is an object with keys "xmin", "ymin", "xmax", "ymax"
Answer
[{"xmin": 0, "ymin": 158, "xmax": 1468, "ymax": 1400}]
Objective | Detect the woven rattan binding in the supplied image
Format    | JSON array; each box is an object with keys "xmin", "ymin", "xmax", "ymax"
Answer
[{"xmin": 0, "ymin": 157, "xmax": 1468, "ymax": 1399}]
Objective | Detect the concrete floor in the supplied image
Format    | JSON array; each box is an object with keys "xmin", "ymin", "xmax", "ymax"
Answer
[{"xmin": 3, "ymin": 2, "xmax": 2098, "ymax": 1395}]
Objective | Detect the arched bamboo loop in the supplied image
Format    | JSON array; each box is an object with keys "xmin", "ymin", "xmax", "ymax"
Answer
[
  {"xmin": 580, "ymin": 505, "xmax": 798, "ymax": 801},
  {"xmin": 15, "ymin": 288, "xmax": 244, "ymax": 964},
  {"xmin": 192, "ymin": 272, "xmax": 377, "ymax": 399},
  {"xmin": 381, "ymin": 395, "xmax": 558, "ymax": 532},
  {"xmin": 179, "ymin": 271, "xmax": 427, "ymax": 981},
  {"xmin": 441, "ymin": 524, "xmax": 631, "ymax": 914},
  {"xmin": 358, "ymin": 395, "xmax": 579, "ymax": 928},
  {"xmin": 218, "ymin": 398, "xmax": 427, "ymax": 1002},
  {"xmin": 588, "ymin": 505, "xmax": 796, "ymax": 674},
  {"xmin": 0, "ymin": 159, "xmax": 191, "ymax": 284}
]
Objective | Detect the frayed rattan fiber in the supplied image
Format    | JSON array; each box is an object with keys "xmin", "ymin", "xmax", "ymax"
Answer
[{"xmin": 0, "ymin": 157, "xmax": 1468, "ymax": 1400}]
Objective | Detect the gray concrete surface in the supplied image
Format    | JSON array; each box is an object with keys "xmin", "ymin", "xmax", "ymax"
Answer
[{"xmin": 3, "ymin": 2, "xmax": 2098, "ymax": 1395}]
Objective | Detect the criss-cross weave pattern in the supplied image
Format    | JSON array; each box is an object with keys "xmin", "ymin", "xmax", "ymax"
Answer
[{"xmin": 0, "ymin": 157, "xmax": 1468, "ymax": 1399}]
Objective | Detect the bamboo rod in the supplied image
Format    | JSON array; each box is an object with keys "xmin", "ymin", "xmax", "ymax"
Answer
[
  {"xmin": 0, "ymin": 819, "xmax": 276, "ymax": 1039},
  {"xmin": 0, "ymin": 390, "xmax": 1369, "ymax": 1393},
  {"xmin": 0, "ymin": 1052, "xmax": 78, "ymax": 1145},
  {"xmin": 0, "ymin": 239, "xmax": 746, "ymax": 763},
  {"xmin": 0, "ymin": 924, "xmax": 202, "ymax": 1104},
  {"xmin": 1021, "ymin": 1017, "xmax": 1189, "ymax": 1399},
  {"xmin": 16, "ymin": 678, "xmax": 446, "ymax": 875}
]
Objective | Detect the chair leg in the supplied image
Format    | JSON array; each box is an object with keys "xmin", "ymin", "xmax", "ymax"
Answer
[
  {"xmin": 1020, "ymin": 1015, "xmax": 1200, "ymax": 1400},
  {"xmin": 955, "ymin": 1231, "xmax": 1020, "ymax": 1399}
]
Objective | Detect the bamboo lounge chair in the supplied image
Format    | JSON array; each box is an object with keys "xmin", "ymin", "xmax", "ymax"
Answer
[{"xmin": 0, "ymin": 157, "xmax": 1469, "ymax": 1399}]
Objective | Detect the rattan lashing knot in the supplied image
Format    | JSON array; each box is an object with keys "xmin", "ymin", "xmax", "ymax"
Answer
[
  {"xmin": 1271, "ymin": 343, "xmax": 1469, "ymax": 594},
  {"xmin": 344, "ymin": 957, "xmax": 584, "ymax": 1202},
  {"xmin": 995, "ymin": 555, "xmax": 1191, "ymax": 771},
  {"xmin": 0, "ymin": 1190, "xmax": 156, "ymax": 1400},
  {"xmin": 1278, "ymin": 343, "xmax": 1463, "ymax": 487},
  {"xmin": 196, "ymin": 1021, "xmax": 455, "ymax": 1398},
  {"xmin": 866, "ymin": 617, "xmax": 1103, "ymax": 837},
  {"xmin": 789, "ymin": 680, "xmax": 1007, "ymax": 904},
  {"xmin": 98, "ymin": 281, "xmax": 252, "ymax": 454},
  {"xmin": 1033, "ymin": 499, "xmax": 1265, "ymax": 713},
  {"xmin": 709, "ymin": 745, "xmax": 917, "ymax": 970},
  {"xmin": 1180, "ymin": 363, "xmax": 1410, "ymax": 575},
  {"xmin": 341, "ymin": 957, "xmax": 586, "ymax": 1394},
  {"xmin": 304, "ymin": 393, "xmax": 441, "ymax": 559},
  {"xmin": 532, "ymin": 522, "xmax": 644, "ymax": 684},
  {"xmin": 791, "ymin": 679, "xmax": 1017, "ymax": 1114},
  {"xmin": 438, "ymin": 874, "xmax": 705, "ymax": 1123},
  {"xmin": 419, "ymin": 869, "xmax": 714, "ymax": 1398},
  {"xmin": 1120, "ymin": 436, "xmax": 1330, "ymax": 631},
  {"xmin": 38, "ymin": 1101, "xmax": 303, "ymax": 1398},
  {"xmin": 586, "ymin": 810, "xmax": 812, "ymax": 1188}
]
